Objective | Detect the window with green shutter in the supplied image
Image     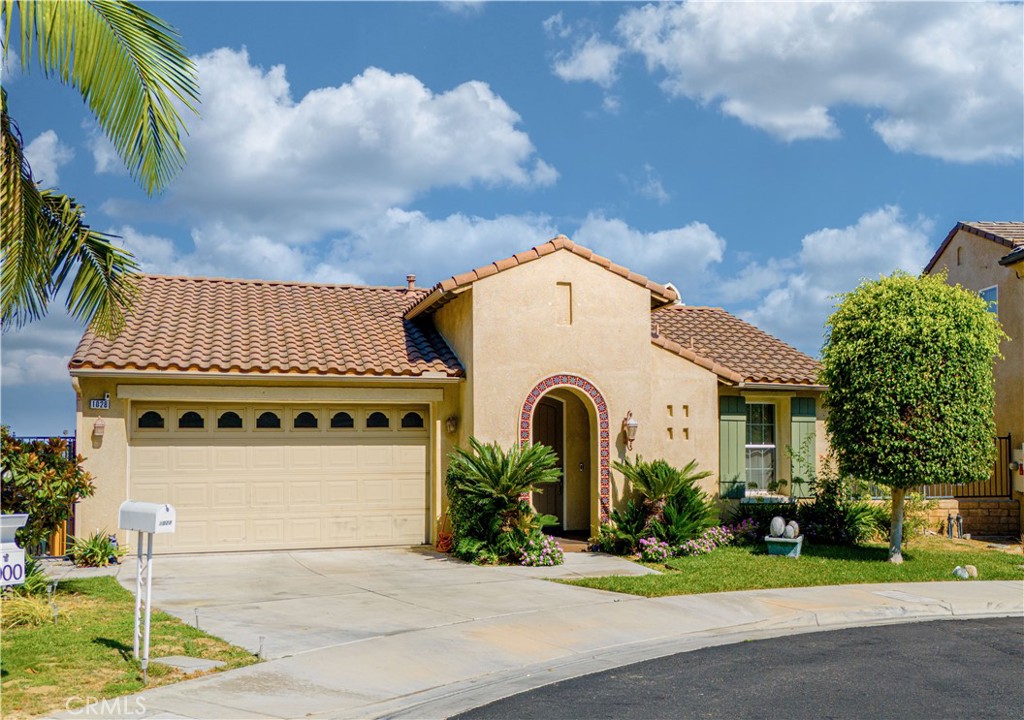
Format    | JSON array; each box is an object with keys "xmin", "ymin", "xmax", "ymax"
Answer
[
  {"xmin": 719, "ymin": 396, "xmax": 746, "ymax": 498},
  {"xmin": 790, "ymin": 397, "xmax": 817, "ymax": 498}
]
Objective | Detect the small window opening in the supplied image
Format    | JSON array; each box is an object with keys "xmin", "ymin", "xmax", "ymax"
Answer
[{"xmin": 256, "ymin": 411, "xmax": 282, "ymax": 429}]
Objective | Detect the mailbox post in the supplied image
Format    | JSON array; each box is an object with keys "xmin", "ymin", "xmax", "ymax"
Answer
[{"xmin": 118, "ymin": 501, "xmax": 175, "ymax": 682}]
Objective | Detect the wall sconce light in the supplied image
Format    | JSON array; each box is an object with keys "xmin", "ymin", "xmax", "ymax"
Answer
[
  {"xmin": 92, "ymin": 417, "xmax": 106, "ymax": 438},
  {"xmin": 446, "ymin": 416, "xmax": 459, "ymax": 434},
  {"xmin": 622, "ymin": 411, "xmax": 638, "ymax": 450}
]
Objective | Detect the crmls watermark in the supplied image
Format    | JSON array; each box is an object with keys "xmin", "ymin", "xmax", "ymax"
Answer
[{"xmin": 65, "ymin": 696, "xmax": 147, "ymax": 716}]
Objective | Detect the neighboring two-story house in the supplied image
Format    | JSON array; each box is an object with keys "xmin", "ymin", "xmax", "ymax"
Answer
[{"xmin": 924, "ymin": 221, "xmax": 1023, "ymax": 535}]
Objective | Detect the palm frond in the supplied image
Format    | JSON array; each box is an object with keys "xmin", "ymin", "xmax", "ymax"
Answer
[
  {"xmin": 0, "ymin": 90, "xmax": 51, "ymax": 326},
  {"xmin": 4, "ymin": 0, "xmax": 199, "ymax": 194},
  {"xmin": 1, "ymin": 89, "xmax": 139, "ymax": 335}
]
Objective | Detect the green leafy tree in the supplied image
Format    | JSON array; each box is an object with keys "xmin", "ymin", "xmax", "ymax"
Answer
[
  {"xmin": 820, "ymin": 272, "xmax": 1005, "ymax": 563},
  {"xmin": 613, "ymin": 456, "xmax": 712, "ymax": 530},
  {"xmin": 1, "ymin": 426, "xmax": 95, "ymax": 549},
  {"xmin": 1, "ymin": 0, "xmax": 199, "ymax": 336},
  {"xmin": 445, "ymin": 437, "xmax": 561, "ymax": 563}
]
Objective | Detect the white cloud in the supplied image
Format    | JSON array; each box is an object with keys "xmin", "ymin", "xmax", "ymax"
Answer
[
  {"xmin": 23, "ymin": 130, "xmax": 74, "ymax": 185},
  {"xmin": 553, "ymin": 35, "xmax": 623, "ymax": 88},
  {"xmin": 85, "ymin": 123, "xmax": 124, "ymax": 175},
  {"xmin": 734, "ymin": 206, "xmax": 935, "ymax": 354},
  {"xmin": 0, "ymin": 307, "xmax": 81, "ymax": 387},
  {"xmin": 543, "ymin": 13, "xmax": 572, "ymax": 39},
  {"xmin": 616, "ymin": 2, "xmax": 1023, "ymax": 162},
  {"xmin": 632, "ymin": 164, "xmax": 670, "ymax": 204},
  {"xmin": 441, "ymin": 1, "xmax": 484, "ymax": 16},
  {"xmin": 573, "ymin": 214, "xmax": 726, "ymax": 294},
  {"xmin": 133, "ymin": 48, "xmax": 555, "ymax": 243}
]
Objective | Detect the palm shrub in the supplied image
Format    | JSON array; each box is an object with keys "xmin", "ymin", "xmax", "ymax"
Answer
[
  {"xmin": 595, "ymin": 499, "xmax": 647, "ymax": 554},
  {"xmin": 613, "ymin": 456, "xmax": 713, "ymax": 530},
  {"xmin": 445, "ymin": 437, "xmax": 561, "ymax": 564},
  {"xmin": 647, "ymin": 490, "xmax": 718, "ymax": 546}
]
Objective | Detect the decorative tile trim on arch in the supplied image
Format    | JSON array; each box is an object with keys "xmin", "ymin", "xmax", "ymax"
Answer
[{"xmin": 519, "ymin": 373, "xmax": 611, "ymax": 523}]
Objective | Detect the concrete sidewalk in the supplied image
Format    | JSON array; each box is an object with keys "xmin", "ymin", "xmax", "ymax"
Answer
[{"xmin": 49, "ymin": 551, "xmax": 1024, "ymax": 720}]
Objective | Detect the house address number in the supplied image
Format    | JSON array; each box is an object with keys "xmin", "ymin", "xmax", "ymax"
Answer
[{"xmin": 89, "ymin": 393, "xmax": 111, "ymax": 410}]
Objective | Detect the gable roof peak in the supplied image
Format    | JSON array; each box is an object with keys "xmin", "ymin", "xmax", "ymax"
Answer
[
  {"xmin": 924, "ymin": 221, "xmax": 1024, "ymax": 273},
  {"xmin": 405, "ymin": 235, "xmax": 679, "ymax": 319}
]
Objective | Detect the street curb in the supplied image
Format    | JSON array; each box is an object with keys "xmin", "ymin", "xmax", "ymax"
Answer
[{"xmin": 366, "ymin": 608, "xmax": 1024, "ymax": 720}]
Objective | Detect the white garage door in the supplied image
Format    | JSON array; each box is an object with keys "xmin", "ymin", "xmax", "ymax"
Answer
[{"xmin": 128, "ymin": 404, "xmax": 429, "ymax": 553}]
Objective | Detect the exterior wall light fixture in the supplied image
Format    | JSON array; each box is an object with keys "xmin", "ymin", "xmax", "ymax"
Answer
[
  {"xmin": 622, "ymin": 411, "xmax": 638, "ymax": 450},
  {"xmin": 93, "ymin": 417, "xmax": 106, "ymax": 438},
  {"xmin": 446, "ymin": 416, "xmax": 459, "ymax": 434}
]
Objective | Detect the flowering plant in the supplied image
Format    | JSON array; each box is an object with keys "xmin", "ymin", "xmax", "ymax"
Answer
[
  {"xmin": 677, "ymin": 523, "xmax": 746, "ymax": 556},
  {"xmin": 638, "ymin": 537, "xmax": 672, "ymax": 562},
  {"xmin": 518, "ymin": 534, "xmax": 565, "ymax": 566}
]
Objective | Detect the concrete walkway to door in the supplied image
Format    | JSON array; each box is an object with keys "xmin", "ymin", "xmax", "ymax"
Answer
[{"xmin": 53, "ymin": 548, "xmax": 1024, "ymax": 720}]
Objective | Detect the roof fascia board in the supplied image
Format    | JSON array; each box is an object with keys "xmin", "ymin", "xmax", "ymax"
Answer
[
  {"xmin": 739, "ymin": 382, "xmax": 827, "ymax": 391},
  {"xmin": 116, "ymin": 384, "xmax": 446, "ymax": 404},
  {"xmin": 650, "ymin": 335, "xmax": 744, "ymax": 384},
  {"xmin": 70, "ymin": 368, "xmax": 463, "ymax": 383}
]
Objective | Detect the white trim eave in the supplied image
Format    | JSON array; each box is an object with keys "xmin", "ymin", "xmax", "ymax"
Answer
[
  {"xmin": 738, "ymin": 382, "xmax": 827, "ymax": 392},
  {"xmin": 69, "ymin": 368, "xmax": 463, "ymax": 384},
  {"xmin": 117, "ymin": 384, "xmax": 447, "ymax": 404}
]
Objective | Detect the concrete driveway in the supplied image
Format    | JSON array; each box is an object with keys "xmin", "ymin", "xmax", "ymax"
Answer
[
  {"xmin": 51, "ymin": 549, "xmax": 1021, "ymax": 719},
  {"xmin": 111, "ymin": 547, "xmax": 656, "ymax": 659}
]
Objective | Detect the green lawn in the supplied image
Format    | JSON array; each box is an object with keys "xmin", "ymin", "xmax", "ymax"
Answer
[
  {"xmin": 565, "ymin": 537, "xmax": 1024, "ymax": 597},
  {"xmin": 1, "ymin": 576, "xmax": 258, "ymax": 719}
]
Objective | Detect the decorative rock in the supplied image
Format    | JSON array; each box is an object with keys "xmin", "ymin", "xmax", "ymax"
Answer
[
  {"xmin": 965, "ymin": 565, "xmax": 978, "ymax": 578},
  {"xmin": 783, "ymin": 524, "xmax": 796, "ymax": 539},
  {"xmin": 952, "ymin": 566, "xmax": 969, "ymax": 580},
  {"xmin": 770, "ymin": 516, "xmax": 786, "ymax": 538},
  {"xmin": 787, "ymin": 520, "xmax": 800, "ymax": 538}
]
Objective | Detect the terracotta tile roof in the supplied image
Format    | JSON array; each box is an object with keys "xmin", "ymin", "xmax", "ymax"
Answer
[
  {"xmin": 924, "ymin": 221, "xmax": 1024, "ymax": 273},
  {"xmin": 405, "ymin": 235, "xmax": 679, "ymax": 319},
  {"xmin": 70, "ymin": 275, "xmax": 464, "ymax": 377},
  {"xmin": 652, "ymin": 306, "xmax": 822, "ymax": 386}
]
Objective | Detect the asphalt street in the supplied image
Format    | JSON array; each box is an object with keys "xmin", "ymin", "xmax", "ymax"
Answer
[{"xmin": 454, "ymin": 617, "xmax": 1024, "ymax": 720}]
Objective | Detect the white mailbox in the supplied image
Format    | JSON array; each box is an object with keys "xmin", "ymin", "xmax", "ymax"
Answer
[
  {"xmin": 1, "ymin": 514, "xmax": 28, "ymax": 587},
  {"xmin": 118, "ymin": 501, "xmax": 176, "ymax": 534}
]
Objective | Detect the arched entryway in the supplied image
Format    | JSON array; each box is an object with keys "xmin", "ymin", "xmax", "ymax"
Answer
[{"xmin": 519, "ymin": 374, "xmax": 611, "ymax": 531}]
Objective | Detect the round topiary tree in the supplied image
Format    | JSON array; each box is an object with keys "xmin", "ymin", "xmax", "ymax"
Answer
[{"xmin": 820, "ymin": 272, "xmax": 1005, "ymax": 563}]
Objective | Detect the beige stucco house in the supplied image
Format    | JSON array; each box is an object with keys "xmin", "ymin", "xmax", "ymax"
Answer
[
  {"xmin": 924, "ymin": 221, "xmax": 1023, "ymax": 534},
  {"xmin": 70, "ymin": 236, "xmax": 824, "ymax": 554}
]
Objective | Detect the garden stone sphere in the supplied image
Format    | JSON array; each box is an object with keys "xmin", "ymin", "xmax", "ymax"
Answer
[
  {"xmin": 787, "ymin": 520, "xmax": 800, "ymax": 538},
  {"xmin": 770, "ymin": 516, "xmax": 786, "ymax": 538},
  {"xmin": 783, "ymin": 524, "xmax": 796, "ymax": 539}
]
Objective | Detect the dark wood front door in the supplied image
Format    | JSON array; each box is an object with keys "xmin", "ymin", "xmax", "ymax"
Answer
[{"xmin": 532, "ymin": 396, "xmax": 564, "ymax": 526}]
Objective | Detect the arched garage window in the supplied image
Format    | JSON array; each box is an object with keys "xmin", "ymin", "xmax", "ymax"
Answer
[
  {"xmin": 330, "ymin": 411, "xmax": 354, "ymax": 429},
  {"xmin": 178, "ymin": 411, "xmax": 205, "ymax": 429},
  {"xmin": 294, "ymin": 411, "xmax": 318, "ymax": 429},
  {"xmin": 138, "ymin": 411, "xmax": 165, "ymax": 429},
  {"xmin": 401, "ymin": 411, "xmax": 424, "ymax": 429},
  {"xmin": 366, "ymin": 411, "xmax": 390, "ymax": 429},
  {"xmin": 217, "ymin": 411, "xmax": 243, "ymax": 429},
  {"xmin": 256, "ymin": 411, "xmax": 282, "ymax": 429}
]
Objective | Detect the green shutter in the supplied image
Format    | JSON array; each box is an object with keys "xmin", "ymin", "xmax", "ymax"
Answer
[
  {"xmin": 719, "ymin": 396, "xmax": 746, "ymax": 498},
  {"xmin": 790, "ymin": 398, "xmax": 817, "ymax": 498}
]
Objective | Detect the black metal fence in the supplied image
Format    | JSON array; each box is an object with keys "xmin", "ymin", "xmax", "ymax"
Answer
[
  {"xmin": 921, "ymin": 434, "xmax": 1012, "ymax": 499},
  {"xmin": 863, "ymin": 434, "xmax": 1012, "ymax": 500}
]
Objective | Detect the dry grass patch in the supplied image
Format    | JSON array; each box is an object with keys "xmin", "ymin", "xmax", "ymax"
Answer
[{"xmin": 2, "ymin": 577, "xmax": 257, "ymax": 719}]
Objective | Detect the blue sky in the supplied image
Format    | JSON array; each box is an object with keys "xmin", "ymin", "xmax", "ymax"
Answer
[{"xmin": 2, "ymin": 1, "xmax": 1022, "ymax": 435}]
